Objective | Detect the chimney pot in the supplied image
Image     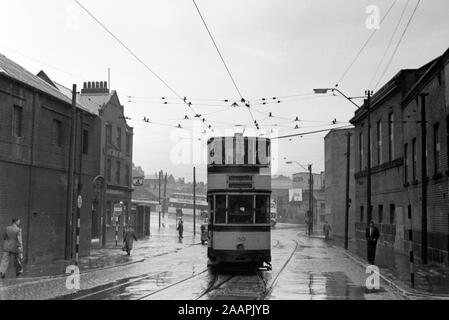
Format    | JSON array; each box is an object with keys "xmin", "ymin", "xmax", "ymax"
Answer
[
  {"xmin": 96, "ymin": 81, "xmax": 100, "ymax": 89},
  {"xmin": 88, "ymin": 82, "xmax": 91, "ymax": 89},
  {"xmin": 83, "ymin": 82, "xmax": 87, "ymax": 89}
]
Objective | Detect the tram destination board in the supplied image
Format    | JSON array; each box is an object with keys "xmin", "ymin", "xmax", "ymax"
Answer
[{"xmin": 227, "ymin": 175, "xmax": 253, "ymax": 189}]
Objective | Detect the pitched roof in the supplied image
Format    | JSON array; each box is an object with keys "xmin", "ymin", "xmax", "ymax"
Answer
[
  {"xmin": 79, "ymin": 92, "xmax": 114, "ymax": 115},
  {"xmin": 0, "ymin": 53, "xmax": 72, "ymax": 105}
]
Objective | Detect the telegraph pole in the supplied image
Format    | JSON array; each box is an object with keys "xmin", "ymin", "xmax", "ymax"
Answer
[
  {"xmin": 366, "ymin": 90, "xmax": 373, "ymax": 223},
  {"xmin": 420, "ymin": 93, "xmax": 428, "ymax": 264},
  {"xmin": 75, "ymin": 107, "xmax": 84, "ymax": 264},
  {"xmin": 344, "ymin": 132, "xmax": 352, "ymax": 250},
  {"xmin": 308, "ymin": 164, "xmax": 313, "ymax": 234},
  {"xmin": 193, "ymin": 167, "xmax": 196, "ymax": 236},
  {"xmin": 65, "ymin": 84, "xmax": 77, "ymax": 259},
  {"xmin": 158, "ymin": 171, "xmax": 162, "ymax": 229},
  {"xmin": 163, "ymin": 173, "xmax": 167, "ymax": 219}
]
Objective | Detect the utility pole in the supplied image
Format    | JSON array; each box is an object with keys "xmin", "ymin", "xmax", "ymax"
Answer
[
  {"xmin": 344, "ymin": 132, "xmax": 352, "ymax": 250},
  {"xmin": 420, "ymin": 93, "xmax": 428, "ymax": 264},
  {"xmin": 75, "ymin": 107, "xmax": 84, "ymax": 264},
  {"xmin": 308, "ymin": 164, "xmax": 313, "ymax": 235},
  {"xmin": 193, "ymin": 167, "xmax": 196, "ymax": 236},
  {"xmin": 366, "ymin": 90, "xmax": 373, "ymax": 223},
  {"xmin": 163, "ymin": 172, "xmax": 167, "ymax": 219},
  {"xmin": 65, "ymin": 84, "xmax": 77, "ymax": 260},
  {"xmin": 158, "ymin": 170, "xmax": 162, "ymax": 229}
]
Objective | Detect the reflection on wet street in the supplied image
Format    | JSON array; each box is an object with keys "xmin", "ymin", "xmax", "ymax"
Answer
[{"xmin": 66, "ymin": 224, "xmax": 402, "ymax": 300}]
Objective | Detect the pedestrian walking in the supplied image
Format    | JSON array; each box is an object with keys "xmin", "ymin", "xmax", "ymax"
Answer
[
  {"xmin": 323, "ymin": 220, "xmax": 332, "ymax": 240},
  {"xmin": 177, "ymin": 219, "xmax": 184, "ymax": 240},
  {"xmin": 122, "ymin": 224, "xmax": 138, "ymax": 256},
  {"xmin": 0, "ymin": 218, "xmax": 24, "ymax": 279},
  {"xmin": 365, "ymin": 221, "xmax": 380, "ymax": 265}
]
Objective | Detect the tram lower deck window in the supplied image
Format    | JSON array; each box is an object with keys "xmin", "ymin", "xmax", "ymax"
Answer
[
  {"xmin": 215, "ymin": 195, "xmax": 226, "ymax": 223},
  {"xmin": 255, "ymin": 195, "xmax": 270, "ymax": 223},
  {"xmin": 228, "ymin": 195, "xmax": 254, "ymax": 224}
]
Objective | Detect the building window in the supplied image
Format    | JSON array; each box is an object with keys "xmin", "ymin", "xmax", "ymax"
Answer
[
  {"xmin": 359, "ymin": 132, "xmax": 364, "ymax": 171},
  {"xmin": 106, "ymin": 124, "xmax": 112, "ymax": 145},
  {"xmin": 378, "ymin": 205, "xmax": 383, "ymax": 224},
  {"xmin": 376, "ymin": 120, "xmax": 382, "ymax": 165},
  {"xmin": 360, "ymin": 206, "xmax": 364, "ymax": 222},
  {"xmin": 125, "ymin": 164, "xmax": 130, "ymax": 186},
  {"xmin": 390, "ymin": 204, "xmax": 396, "ymax": 224},
  {"xmin": 433, "ymin": 123, "xmax": 440, "ymax": 174},
  {"xmin": 116, "ymin": 127, "xmax": 122, "ymax": 150},
  {"xmin": 388, "ymin": 113, "xmax": 394, "ymax": 161},
  {"xmin": 116, "ymin": 161, "xmax": 121, "ymax": 184},
  {"xmin": 82, "ymin": 129, "xmax": 89, "ymax": 154},
  {"xmin": 52, "ymin": 119, "xmax": 62, "ymax": 146},
  {"xmin": 412, "ymin": 138, "xmax": 417, "ymax": 181},
  {"xmin": 106, "ymin": 158, "xmax": 111, "ymax": 181},
  {"xmin": 12, "ymin": 106, "xmax": 23, "ymax": 137},
  {"xmin": 447, "ymin": 115, "xmax": 449, "ymax": 171},
  {"xmin": 126, "ymin": 133, "xmax": 131, "ymax": 154},
  {"xmin": 404, "ymin": 143, "xmax": 409, "ymax": 184}
]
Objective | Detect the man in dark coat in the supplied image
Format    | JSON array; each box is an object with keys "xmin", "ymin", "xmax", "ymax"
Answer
[
  {"xmin": 0, "ymin": 218, "xmax": 24, "ymax": 278},
  {"xmin": 123, "ymin": 225, "xmax": 138, "ymax": 256},
  {"xmin": 177, "ymin": 219, "xmax": 184, "ymax": 239},
  {"xmin": 365, "ymin": 221, "xmax": 380, "ymax": 265}
]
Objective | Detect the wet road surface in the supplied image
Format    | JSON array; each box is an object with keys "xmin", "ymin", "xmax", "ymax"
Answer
[{"xmin": 60, "ymin": 224, "xmax": 402, "ymax": 300}]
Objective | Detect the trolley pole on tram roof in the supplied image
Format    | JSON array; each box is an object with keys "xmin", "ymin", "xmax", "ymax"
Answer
[{"xmin": 193, "ymin": 167, "xmax": 196, "ymax": 236}]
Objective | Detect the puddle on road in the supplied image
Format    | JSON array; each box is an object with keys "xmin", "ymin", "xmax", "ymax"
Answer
[{"xmin": 269, "ymin": 271, "xmax": 367, "ymax": 300}]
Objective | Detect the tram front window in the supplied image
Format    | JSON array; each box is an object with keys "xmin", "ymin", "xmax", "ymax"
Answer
[
  {"xmin": 215, "ymin": 195, "xmax": 226, "ymax": 223},
  {"xmin": 228, "ymin": 195, "xmax": 254, "ymax": 224},
  {"xmin": 255, "ymin": 195, "xmax": 270, "ymax": 224}
]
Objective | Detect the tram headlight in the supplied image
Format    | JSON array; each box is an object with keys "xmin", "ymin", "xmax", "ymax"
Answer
[{"xmin": 236, "ymin": 243, "xmax": 244, "ymax": 250}]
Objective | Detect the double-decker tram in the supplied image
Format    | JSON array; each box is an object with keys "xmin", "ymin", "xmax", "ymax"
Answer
[{"xmin": 207, "ymin": 133, "xmax": 272, "ymax": 270}]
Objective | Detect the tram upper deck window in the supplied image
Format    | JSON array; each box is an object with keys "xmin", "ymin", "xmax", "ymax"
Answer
[
  {"xmin": 215, "ymin": 195, "xmax": 226, "ymax": 224},
  {"xmin": 255, "ymin": 195, "xmax": 270, "ymax": 224},
  {"xmin": 228, "ymin": 195, "xmax": 254, "ymax": 224}
]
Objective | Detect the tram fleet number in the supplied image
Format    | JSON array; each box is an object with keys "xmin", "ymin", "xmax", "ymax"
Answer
[{"xmin": 178, "ymin": 304, "xmax": 270, "ymax": 318}]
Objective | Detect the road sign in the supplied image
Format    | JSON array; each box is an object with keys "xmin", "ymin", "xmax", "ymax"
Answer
[
  {"xmin": 156, "ymin": 204, "xmax": 162, "ymax": 212},
  {"xmin": 77, "ymin": 195, "xmax": 83, "ymax": 209},
  {"xmin": 113, "ymin": 204, "xmax": 122, "ymax": 217}
]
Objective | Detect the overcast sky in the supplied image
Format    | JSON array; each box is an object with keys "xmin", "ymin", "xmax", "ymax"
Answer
[{"xmin": 1, "ymin": 0, "xmax": 448, "ymax": 182}]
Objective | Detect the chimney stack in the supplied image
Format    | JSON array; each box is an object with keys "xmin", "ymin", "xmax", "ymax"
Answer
[{"xmin": 80, "ymin": 80, "xmax": 110, "ymax": 94}]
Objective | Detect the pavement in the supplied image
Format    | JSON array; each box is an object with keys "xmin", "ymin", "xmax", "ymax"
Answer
[
  {"xmin": 317, "ymin": 233, "xmax": 449, "ymax": 299},
  {"xmin": 0, "ymin": 223, "xmax": 200, "ymax": 292}
]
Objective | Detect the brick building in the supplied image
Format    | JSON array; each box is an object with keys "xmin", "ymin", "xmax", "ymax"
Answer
[
  {"xmin": 324, "ymin": 128, "xmax": 355, "ymax": 239},
  {"xmin": 79, "ymin": 82, "xmax": 133, "ymax": 244},
  {"xmin": 0, "ymin": 53, "xmax": 101, "ymax": 263},
  {"xmin": 350, "ymin": 47, "xmax": 449, "ymax": 264},
  {"xmin": 401, "ymin": 48, "xmax": 449, "ymax": 264}
]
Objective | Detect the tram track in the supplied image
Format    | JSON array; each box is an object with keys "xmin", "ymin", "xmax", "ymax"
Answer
[
  {"xmin": 260, "ymin": 239, "xmax": 299, "ymax": 300},
  {"xmin": 66, "ymin": 237, "xmax": 295, "ymax": 300}
]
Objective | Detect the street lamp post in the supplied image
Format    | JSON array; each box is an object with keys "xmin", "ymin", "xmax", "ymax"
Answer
[{"xmin": 313, "ymin": 87, "xmax": 369, "ymax": 248}]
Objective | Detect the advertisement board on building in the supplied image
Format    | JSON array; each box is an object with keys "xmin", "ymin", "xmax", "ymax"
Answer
[{"xmin": 289, "ymin": 189, "xmax": 302, "ymax": 202}]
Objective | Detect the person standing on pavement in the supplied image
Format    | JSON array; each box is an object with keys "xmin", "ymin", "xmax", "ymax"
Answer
[
  {"xmin": 365, "ymin": 221, "xmax": 380, "ymax": 265},
  {"xmin": 323, "ymin": 220, "xmax": 332, "ymax": 240},
  {"xmin": 0, "ymin": 218, "xmax": 24, "ymax": 279},
  {"xmin": 123, "ymin": 224, "xmax": 138, "ymax": 256},
  {"xmin": 177, "ymin": 219, "xmax": 184, "ymax": 240}
]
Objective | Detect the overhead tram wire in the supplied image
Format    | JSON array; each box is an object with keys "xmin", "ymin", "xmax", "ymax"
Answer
[
  {"xmin": 368, "ymin": 0, "xmax": 411, "ymax": 89},
  {"xmin": 73, "ymin": 0, "xmax": 211, "ymax": 129},
  {"xmin": 272, "ymin": 125, "xmax": 354, "ymax": 140},
  {"xmin": 192, "ymin": 0, "xmax": 257, "ymax": 128},
  {"xmin": 374, "ymin": 0, "xmax": 422, "ymax": 90},
  {"xmin": 335, "ymin": 0, "xmax": 398, "ymax": 86}
]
